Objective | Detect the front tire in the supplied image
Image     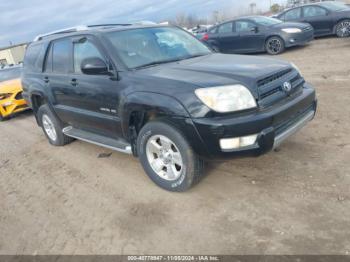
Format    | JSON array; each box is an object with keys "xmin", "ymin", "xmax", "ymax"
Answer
[
  {"xmin": 37, "ymin": 104, "xmax": 73, "ymax": 146},
  {"xmin": 335, "ymin": 20, "xmax": 350, "ymax": 38},
  {"xmin": 265, "ymin": 36, "xmax": 285, "ymax": 55},
  {"xmin": 137, "ymin": 121, "xmax": 204, "ymax": 192}
]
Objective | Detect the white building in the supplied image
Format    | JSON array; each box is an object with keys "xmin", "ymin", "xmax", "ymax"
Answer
[{"xmin": 0, "ymin": 43, "xmax": 28, "ymax": 66}]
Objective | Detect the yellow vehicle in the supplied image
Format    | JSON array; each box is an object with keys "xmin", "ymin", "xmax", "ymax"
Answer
[{"xmin": 0, "ymin": 66, "xmax": 28, "ymax": 121}]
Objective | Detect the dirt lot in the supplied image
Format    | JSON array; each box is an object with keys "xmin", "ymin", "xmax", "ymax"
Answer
[{"xmin": 0, "ymin": 37, "xmax": 350, "ymax": 255}]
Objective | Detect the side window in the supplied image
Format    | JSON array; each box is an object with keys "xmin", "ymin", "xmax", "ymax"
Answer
[
  {"xmin": 303, "ymin": 6, "xmax": 327, "ymax": 17},
  {"xmin": 73, "ymin": 40, "xmax": 105, "ymax": 73},
  {"xmin": 52, "ymin": 38, "xmax": 72, "ymax": 74},
  {"xmin": 218, "ymin": 22, "xmax": 233, "ymax": 34},
  {"xmin": 235, "ymin": 21, "xmax": 256, "ymax": 33},
  {"xmin": 24, "ymin": 43, "xmax": 46, "ymax": 72},
  {"xmin": 285, "ymin": 8, "xmax": 302, "ymax": 20}
]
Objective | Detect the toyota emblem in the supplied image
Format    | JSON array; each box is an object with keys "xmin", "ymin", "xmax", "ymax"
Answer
[{"xmin": 283, "ymin": 82, "xmax": 292, "ymax": 93}]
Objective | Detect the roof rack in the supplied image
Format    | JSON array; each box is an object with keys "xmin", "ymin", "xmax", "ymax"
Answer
[
  {"xmin": 87, "ymin": 23, "xmax": 132, "ymax": 28},
  {"xmin": 33, "ymin": 25, "xmax": 89, "ymax": 41},
  {"xmin": 33, "ymin": 21, "xmax": 159, "ymax": 41}
]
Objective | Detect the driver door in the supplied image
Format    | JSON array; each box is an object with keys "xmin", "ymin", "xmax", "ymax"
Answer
[
  {"xmin": 234, "ymin": 20, "xmax": 265, "ymax": 53},
  {"xmin": 67, "ymin": 36, "xmax": 122, "ymax": 138}
]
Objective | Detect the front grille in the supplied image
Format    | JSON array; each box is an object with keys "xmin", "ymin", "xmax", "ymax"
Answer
[
  {"xmin": 257, "ymin": 69, "xmax": 292, "ymax": 87},
  {"xmin": 257, "ymin": 68, "xmax": 304, "ymax": 107},
  {"xmin": 15, "ymin": 91, "xmax": 23, "ymax": 100}
]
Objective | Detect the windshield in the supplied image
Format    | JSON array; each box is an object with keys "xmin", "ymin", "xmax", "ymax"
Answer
[
  {"xmin": 249, "ymin": 16, "xmax": 282, "ymax": 26},
  {"xmin": 106, "ymin": 27, "xmax": 212, "ymax": 69},
  {"xmin": 320, "ymin": 1, "xmax": 350, "ymax": 11},
  {"xmin": 0, "ymin": 67, "xmax": 21, "ymax": 82}
]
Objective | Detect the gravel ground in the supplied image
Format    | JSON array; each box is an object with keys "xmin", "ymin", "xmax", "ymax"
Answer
[{"xmin": 0, "ymin": 37, "xmax": 349, "ymax": 255}]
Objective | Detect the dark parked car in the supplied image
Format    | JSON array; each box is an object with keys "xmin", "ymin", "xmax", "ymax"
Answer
[
  {"xmin": 202, "ymin": 16, "xmax": 314, "ymax": 55},
  {"xmin": 275, "ymin": 1, "xmax": 350, "ymax": 37},
  {"xmin": 22, "ymin": 24, "xmax": 317, "ymax": 191}
]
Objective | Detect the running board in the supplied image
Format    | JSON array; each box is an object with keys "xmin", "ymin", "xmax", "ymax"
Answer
[{"xmin": 62, "ymin": 126, "xmax": 132, "ymax": 154}]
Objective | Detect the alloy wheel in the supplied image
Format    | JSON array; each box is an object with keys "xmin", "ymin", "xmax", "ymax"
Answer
[
  {"xmin": 337, "ymin": 21, "xmax": 350, "ymax": 37},
  {"xmin": 42, "ymin": 114, "xmax": 57, "ymax": 141},
  {"xmin": 267, "ymin": 38, "xmax": 282, "ymax": 54},
  {"xmin": 146, "ymin": 135, "xmax": 183, "ymax": 181}
]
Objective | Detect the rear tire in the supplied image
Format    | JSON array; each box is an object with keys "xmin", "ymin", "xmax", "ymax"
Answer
[
  {"xmin": 0, "ymin": 113, "xmax": 3, "ymax": 122},
  {"xmin": 137, "ymin": 121, "xmax": 204, "ymax": 192},
  {"xmin": 37, "ymin": 104, "xmax": 73, "ymax": 146},
  {"xmin": 335, "ymin": 20, "xmax": 350, "ymax": 38},
  {"xmin": 265, "ymin": 36, "xmax": 285, "ymax": 55}
]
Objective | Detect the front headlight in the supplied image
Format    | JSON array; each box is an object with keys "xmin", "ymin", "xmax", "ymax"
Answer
[
  {"xmin": 282, "ymin": 28, "xmax": 302, "ymax": 33},
  {"xmin": 195, "ymin": 85, "xmax": 257, "ymax": 113}
]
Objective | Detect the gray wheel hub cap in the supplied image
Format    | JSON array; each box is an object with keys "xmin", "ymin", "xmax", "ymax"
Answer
[
  {"xmin": 146, "ymin": 135, "xmax": 183, "ymax": 181},
  {"xmin": 42, "ymin": 114, "xmax": 57, "ymax": 141}
]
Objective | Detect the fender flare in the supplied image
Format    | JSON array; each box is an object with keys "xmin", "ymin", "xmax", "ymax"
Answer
[{"xmin": 121, "ymin": 91, "xmax": 190, "ymax": 138}]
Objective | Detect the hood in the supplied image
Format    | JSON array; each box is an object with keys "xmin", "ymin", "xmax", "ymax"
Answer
[
  {"xmin": 0, "ymin": 78, "xmax": 22, "ymax": 94},
  {"xmin": 138, "ymin": 53, "xmax": 292, "ymax": 97},
  {"xmin": 271, "ymin": 21, "xmax": 311, "ymax": 30}
]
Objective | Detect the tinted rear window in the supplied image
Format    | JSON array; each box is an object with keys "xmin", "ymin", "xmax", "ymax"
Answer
[
  {"xmin": 52, "ymin": 39, "xmax": 72, "ymax": 74},
  {"xmin": 24, "ymin": 43, "xmax": 46, "ymax": 72}
]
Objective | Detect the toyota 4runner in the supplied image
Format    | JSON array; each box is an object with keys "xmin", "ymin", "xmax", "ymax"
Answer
[{"xmin": 22, "ymin": 24, "xmax": 317, "ymax": 192}]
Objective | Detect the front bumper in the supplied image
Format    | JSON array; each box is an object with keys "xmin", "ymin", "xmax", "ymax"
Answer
[
  {"xmin": 0, "ymin": 95, "xmax": 29, "ymax": 118},
  {"xmin": 282, "ymin": 30, "xmax": 314, "ymax": 48},
  {"xmin": 191, "ymin": 84, "xmax": 317, "ymax": 159}
]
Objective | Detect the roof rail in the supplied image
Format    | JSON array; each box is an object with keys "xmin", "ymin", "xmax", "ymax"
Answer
[
  {"xmin": 33, "ymin": 25, "xmax": 88, "ymax": 41},
  {"xmin": 33, "ymin": 21, "xmax": 159, "ymax": 41},
  {"xmin": 87, "ymin": 23, "xmax": 132, "ymax": 28}
]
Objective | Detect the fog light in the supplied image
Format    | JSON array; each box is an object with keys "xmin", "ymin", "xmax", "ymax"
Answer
[
  {"xmin": 289, "ymin": 39, "xmax": 296, "ymax": 43},
  {"xmin": 220, "ymin": 134, "xmax": 258, "ymax": 150}
]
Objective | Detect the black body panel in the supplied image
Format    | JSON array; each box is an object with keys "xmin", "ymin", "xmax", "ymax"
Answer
[{"xmin": 22, "ymin": 25, "xmax": 317, "ymax": 159}]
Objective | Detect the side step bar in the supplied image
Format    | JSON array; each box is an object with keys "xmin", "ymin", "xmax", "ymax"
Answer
[{"xmin": 62, "ymin": 126, "xmax": 132, "ymax": 154}]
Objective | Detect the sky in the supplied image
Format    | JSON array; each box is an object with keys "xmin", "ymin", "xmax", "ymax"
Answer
[{"xmin": 0, "ymin": 0, "xmax": 285, "ymax": 48}]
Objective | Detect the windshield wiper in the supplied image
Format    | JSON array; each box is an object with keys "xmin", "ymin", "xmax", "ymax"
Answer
[
  {"xmin": 133, "ymin": 58, "xmax": 184, "ymax": 70},
  {"xmin": 133, "ymin": 53, "xmax": 209, "ymax": 70}
]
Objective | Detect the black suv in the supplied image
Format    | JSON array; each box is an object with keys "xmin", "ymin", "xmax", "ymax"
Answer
[{"xmin": 22, "ymin": 24, "xmax": 317, "ymax": 192}]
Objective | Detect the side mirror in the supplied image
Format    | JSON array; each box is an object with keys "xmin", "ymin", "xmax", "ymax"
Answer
[
  {"xmin": 81, "ymin": 57, "xmax": 109, "ymax": 75},
  {"xmin": 250, "ymin": 26, "xmax": 259, "ymax": 33}
]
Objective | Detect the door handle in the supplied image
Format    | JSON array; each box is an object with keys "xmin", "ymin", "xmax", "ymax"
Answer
[
  {"xmin": 70, "ymin": 78, "xmax": 78, "ymax": 86},
  {"xmin": 44, "ymin": 76, "xmax": 49, "ymax": 83}
]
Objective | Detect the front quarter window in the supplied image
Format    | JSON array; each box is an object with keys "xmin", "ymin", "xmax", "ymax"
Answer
[{"xmin": 106, "ymin": 27, "xmax": 211, "ymax": 69}]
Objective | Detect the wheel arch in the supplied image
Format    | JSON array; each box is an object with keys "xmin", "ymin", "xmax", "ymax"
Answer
[{"xmin": 121, "ymin": 92, "xmax": 208, "ymax": 157}]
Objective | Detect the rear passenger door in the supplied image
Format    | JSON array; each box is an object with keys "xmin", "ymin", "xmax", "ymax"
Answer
[
  {"xmin": 44, "ymin": 38, "xmax": 76, "ymax": 124},
  {"xmin": 280, "ymin": 7, "xmax": 303, "ymax": 23},
  {"xmin": 214, "ymin": 22, "xmax": 240, "ymax": 53},
  {"xmin": 302, "ymin": 5, "xmax": 333, "ymax": 35}
]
